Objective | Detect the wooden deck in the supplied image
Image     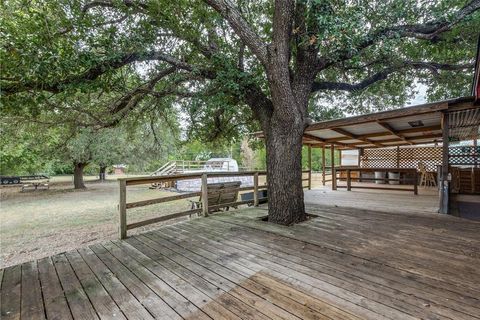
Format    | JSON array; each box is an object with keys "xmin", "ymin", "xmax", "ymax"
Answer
[
  {"xmin": 305, "ymin": 184, "xmax": 439, "ymax": 215},
  {"xmin": 1, "ymin": 205, "xmax": 480, "ymax": 319}
]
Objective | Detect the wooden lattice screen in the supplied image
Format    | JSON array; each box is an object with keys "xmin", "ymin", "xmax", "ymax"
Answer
[
  {"xmin": 449, "ymin": 146, "xmax": 480, "ymax": 166},
  {"xmin": 361, "ymin": 147, "xmax": 442, "ymax": 171}
]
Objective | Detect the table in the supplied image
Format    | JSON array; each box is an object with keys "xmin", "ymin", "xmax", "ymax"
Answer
[{"xmin": 333, "ymin": 167, "xmax": 418, "ymax": 195}]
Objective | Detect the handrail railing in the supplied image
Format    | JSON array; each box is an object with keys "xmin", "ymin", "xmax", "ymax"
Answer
[{"xmin": 118, "ymin": 170, "xmax": 312, "ymax": 239}]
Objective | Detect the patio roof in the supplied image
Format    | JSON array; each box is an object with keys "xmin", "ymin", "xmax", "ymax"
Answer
[{"xmin": 302, "ymin": 96, "xmax": 479, "ymax": 149}]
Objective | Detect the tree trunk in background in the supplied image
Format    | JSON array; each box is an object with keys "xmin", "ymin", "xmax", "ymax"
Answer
[
  {"xmin": 73, "ymin": 162, "xmax": 87, "ymax": 189},
  {"xmin": 99, "ymin": 165, "xmax": 107, "ymax": 181}
]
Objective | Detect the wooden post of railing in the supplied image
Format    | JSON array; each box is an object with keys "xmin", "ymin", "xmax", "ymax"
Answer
[
  {"xmin": 253, "ymin": 172, "xmax": 259, "ymax": 206},
  {"xmin": 201, "ymin": 173, "xmax": 209, "ymax": 216},
  {"xmin": 307, "ymin": 145, "xmax": 312, "ymax": 190},
  {"xmin": 119, "ymin": 179, "xmax": 127, "ymax": 239}
]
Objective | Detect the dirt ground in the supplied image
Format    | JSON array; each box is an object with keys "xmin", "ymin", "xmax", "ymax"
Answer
[{"xmin": 0, "ymin": 176, "xmax": 196, "ymax": 268}]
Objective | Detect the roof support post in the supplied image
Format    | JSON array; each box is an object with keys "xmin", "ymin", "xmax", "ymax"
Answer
[
  {"xmin": 396, "ymin": 146, "xmax": 400, "ymax": 168},
  {"xmin": 322, "ymin": 145, "xmax": 326, "ymax": 186},
  {"xmin": 474, "ymin": 135, "xmax": 478, "ymax": 168},
  {"xmin": 439, "ymin": 113, "xmax": 449, "ymax": 214},
  {"xmin": 358, "ymin": 148, "xmax": 363, "ymax": 182},
  {"xmin": 331, "ymin": 144, "xmax": 337, "ymax": 190},
  {"xmin": 307, "ymin": 145, "xmax": 312, "ymax": 190}
]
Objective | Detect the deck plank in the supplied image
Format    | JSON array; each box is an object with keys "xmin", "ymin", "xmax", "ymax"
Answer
[
  {"xmin": 21, "ymin": 261, "xmax": 45, "ymax": 320},
  {"xmin": 139, "ymin": 231, "xmax": 361, "ymax": 320},
  {"xmin": 212, "ymin": 212, "xmax": 480, "ymax": 297},
  {"xmin": 77, "ymin": 247, "xmax": 154, "ymax": 320},
  {"xmin": 191, "ymin": 217, "xmax": 480, "ymax": 320},
  {"xmin": 154, "ymin": 225, "xmax": 384, "ymax": 320},
  {"xmin": 88, "ymin": 243, "xmax": 182, "ymax": 320},
  {"xmin": 94, "ymin": 241, "xmax": 211, "ymax": 320},
  {"xmin": 202, "ymin": 217, "xmax": 480, "ymax": 317},
  {"xmin": 64, "ymin": 250, "xmax": 126, "ymax": 320},
  {"xmin": 52, "ymin": 254, "xmax": 99, "ymax": 320},
  {"xmin": 126, "ymin": 235, "xmax": 308, "ymax": 320},
  {"xmin": 1, "ymin": 264, "xmax": 22, "ymax": 320},
  {"xmin": 102, "ymin": 238, "xmax": 242, "ymax": 320},
  {"xmin": 116, "ymin": 238, "xmax": 272, "ymax": 320},
  {"xmin": 37, "ymin": 256, "xmax": 73, "ymax": 320},
  {"xmin": 162, "ymin": 222, "xmax": 420, "ymax": 320}
]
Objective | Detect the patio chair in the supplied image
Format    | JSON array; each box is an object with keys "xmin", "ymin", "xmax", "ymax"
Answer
[{"xmin": 418, "ymin": 162, "xmax": 436, "ymax": 188}]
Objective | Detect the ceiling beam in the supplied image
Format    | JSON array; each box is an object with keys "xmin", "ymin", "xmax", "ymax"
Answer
[
  {"xmin": 324, "ymin": 124, "xmax": 442, "ymax": 143},
  {"xmin": 376, "ymin": 121, "xmax": 413, "ymax": 145},
  {"xmin": 303, "ymin": 133, "xmax": 325, "ymax": 143},
  {"xmin": 345, "ymin": 133, "xmax": 443, "ymax": 147},
  {"xmin": 330, "ymin": 127, "xmax": 384, "ymax": 147}
]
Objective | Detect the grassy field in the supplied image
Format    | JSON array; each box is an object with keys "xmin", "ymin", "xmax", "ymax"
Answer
[{"xmin": 0, "ymin": 175, "xmax": 197, "ymax": 268}]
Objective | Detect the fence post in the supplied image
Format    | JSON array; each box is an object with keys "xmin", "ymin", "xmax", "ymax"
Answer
[
  {"xmin": 253, "ymin": 172, "xmax": 259, "ymax": 206},
  {"xmin": 201, "ymin": 173, "xmax": 209, "ymax": 216},
  {"xmin": 119, "ymin": 179, "xmax": 127, "ymax": 239}
]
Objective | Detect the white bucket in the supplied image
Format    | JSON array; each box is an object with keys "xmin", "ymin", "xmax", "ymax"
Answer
[
  {"xmin": 388, "ymin": 172, "xmax": 400, "ymax": 185},
  {"xmin": 375, "ymin": 171, "xmax": 386, "ymax": 184}
]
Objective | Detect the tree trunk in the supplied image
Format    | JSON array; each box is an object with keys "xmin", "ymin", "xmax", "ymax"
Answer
[
  {"xmin": 264, "ymin": 116, "xmax": 307, "ymax": 225},
  {"xmin": 99, "ymin": 165, "xmax": 107, "ymax": 181},
  {"xmin": 73, "ymin": 162, "xmax": 87, "ymax": 189}
]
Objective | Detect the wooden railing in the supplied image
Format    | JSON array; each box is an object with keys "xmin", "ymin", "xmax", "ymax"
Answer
[{"xmin": 118, "ymin": 170, "xmax": 312, "ymax": 239}]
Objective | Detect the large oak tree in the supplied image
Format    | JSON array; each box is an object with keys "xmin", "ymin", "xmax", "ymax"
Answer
[{"xmin": 2, "ymin": 0, "xmax": 479, "ymax": 224}]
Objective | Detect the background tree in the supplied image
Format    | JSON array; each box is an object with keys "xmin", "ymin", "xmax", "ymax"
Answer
[{"xmin": 2, "ymin": 0, "xmax": 479, "ymax": 224}]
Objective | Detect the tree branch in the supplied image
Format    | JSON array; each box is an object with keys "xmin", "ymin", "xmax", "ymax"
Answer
[
  {"xmin": 203, "ymin": 0, "xmax": 268, "ymax": 65},
  {"xmin": 312, "ymin": 61, "xmax": 474, "ymax": 92},
  {"xmin": 1, "ymin": 51, "xmax": 210, "ymax": 95},
  {"xmin": 319, "ymin": 0, "xmax": 480, "ymax": 69}
]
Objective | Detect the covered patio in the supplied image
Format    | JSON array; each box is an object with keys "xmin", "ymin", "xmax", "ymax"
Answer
[{"xmin": 302, "ymin": 96, "xmax": 480, "ymax": 215}]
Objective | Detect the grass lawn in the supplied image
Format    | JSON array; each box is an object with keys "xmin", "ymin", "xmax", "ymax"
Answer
[{"xmin": 0, "ymin": 175, "xmax": 196, "ymax": 268}]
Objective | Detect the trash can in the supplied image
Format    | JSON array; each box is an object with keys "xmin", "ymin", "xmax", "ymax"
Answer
[
  {"xmin": 374, "ymin": 171, "xmax": 386, "ymax": 184},
  {"xmin": 388, "ymin": 172, "xmax": 400, "ymax": 185}
]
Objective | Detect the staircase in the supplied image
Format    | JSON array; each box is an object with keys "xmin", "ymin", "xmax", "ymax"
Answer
[
  {"xmin": 150, "ymin": 160, "xmax": 208, "ymax": 189},
  {"xmin": 151, "ymin": 161, "xmax": 179, "ymax": 176}
]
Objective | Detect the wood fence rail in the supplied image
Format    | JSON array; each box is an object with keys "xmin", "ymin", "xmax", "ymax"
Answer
[{"xmin": 118, "ymin": 170, "xmax": 312, "ymax": 239}]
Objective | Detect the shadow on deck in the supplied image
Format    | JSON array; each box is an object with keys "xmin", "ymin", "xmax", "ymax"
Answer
[{"xmin": 1, "ymin": 204, "xmax": 480, "ymax": 319}]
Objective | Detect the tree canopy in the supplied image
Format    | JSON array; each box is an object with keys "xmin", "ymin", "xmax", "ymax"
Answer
[{"xmin": 2, "ymin": 0, "xmax": 477, "ymax": 138}]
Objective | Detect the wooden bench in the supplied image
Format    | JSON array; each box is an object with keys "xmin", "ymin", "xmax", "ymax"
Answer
[{"xmin": 189, "ymin": 181, "xmax": 241, "ymax": 215}]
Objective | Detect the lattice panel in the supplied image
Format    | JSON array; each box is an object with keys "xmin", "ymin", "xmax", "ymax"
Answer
[
  {"xmin": 361, "ymin": 148, "xmax": 397, "ymax": 168},
  {"xmin": 449, "ymin": 146, "xmax": 480, "ymax": 166},
  {"xmin": 397, "ymin": 147, "xmax": 442, "ymax": 171},
  {"xmin": 361, "ymin": 147, "xmax": 442, "ymax": 171}
]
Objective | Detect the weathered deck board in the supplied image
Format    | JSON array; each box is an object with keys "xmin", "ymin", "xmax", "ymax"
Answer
[
  {"xmin": 21, "ymin": 261, "xmax": 45, "ymax": 320},
  {"xmin": 1, "ymin": 205, "xmax": 479, "ymax": 319}
]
